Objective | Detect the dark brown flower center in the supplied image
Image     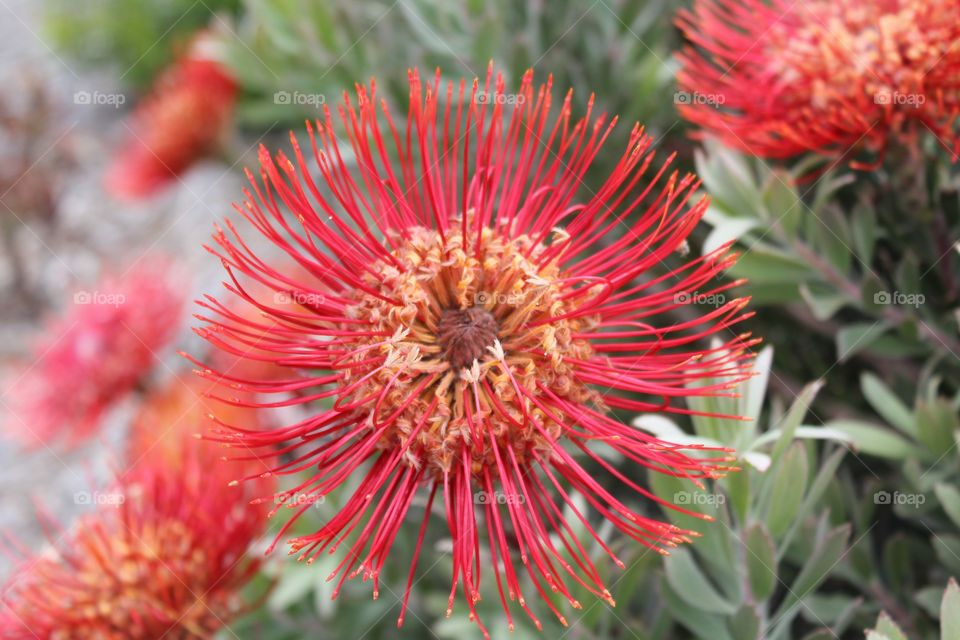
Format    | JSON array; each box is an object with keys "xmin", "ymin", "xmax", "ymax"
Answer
[{"xmin": 437, "ymin": 306, "xmax": 499, "ymax": 370}]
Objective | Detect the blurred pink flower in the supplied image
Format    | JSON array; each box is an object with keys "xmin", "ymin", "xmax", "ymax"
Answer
[
  {"xmin": 4, "ymin": 257, "xmax": 185, "ymax": 447},
  {"xmin": 105, "ymin": 47, "xmax": 237, "ymax": 199}
]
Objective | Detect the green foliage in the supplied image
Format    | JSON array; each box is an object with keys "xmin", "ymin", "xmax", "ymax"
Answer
[
  {"xmin": 220, "ymin": 0, "xmax": 677, "ymax": 143},
  {"xmin": 640, "ymin": 347, "xmax": 858, "ymax": 639},
  {"xmin": 43, "ymin": 0, "xmax": 241, "ymax": 89},
  {"xmin": 865, "ymin": 580, "xmax": 960, "ymax": 640},
  {"xmin": 697, "ymin": 141, "xmax": 960, "ymax": 374}
]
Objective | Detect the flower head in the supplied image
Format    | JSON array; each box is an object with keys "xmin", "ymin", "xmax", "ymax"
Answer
[
  {"xmin": 105, "ymin": 36, "xmax": 237, "ymax": 199},
  {"xmin": 676, "ymin": 0, "xmax": 960, "ymax": 163},
  {"xmin": 196, "ymin": 66, "xmax": 756, "ymax": 635},
  {"xmin": 4, "ymin": 257, "xmax": 185, "ymax": 447},
  {"xmin": 0, "ymin": 432, "xmax": 267, "ymax": 639}
]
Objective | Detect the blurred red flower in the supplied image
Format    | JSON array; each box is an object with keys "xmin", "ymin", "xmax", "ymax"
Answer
[
  {"xmin": 127, "ymin": 372, "xmax": 271, "ymax": 468},
  {"xmin": 4, "ymin": 257, "xmax": 184, "ymax": 448},
  {"xmin": 0, "ymin": 428, "xmax": 269, "ymax": 638},
  {"xmin": 676, "ymin": 0, "xmax": 960, "ymax": 164},
  {"xmin": 105, "ymin": 45, "xmax": 237, "ymax": 199},
  {"xmin": 196, "ymin": 67, "xmax": 756, "ymax": 635}
]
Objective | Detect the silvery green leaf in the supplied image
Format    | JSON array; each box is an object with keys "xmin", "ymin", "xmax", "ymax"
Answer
[
  {"xmin": 828, "ymin": 420, "xmax": 920, "ymax": 459},
  {"xmin": 743, "ymin": 523, "xmax": 777, "ymax": 601},
  {"xmin": 765, "ymin": 443, "xmax": 808, "ymax": 537},
  {"xmin": 935, "ymin": 483, "xmax": 960, "ymax": 528},
  {"xmin": 836, "ymin": 322, "xmax": 892, "ymax": 361},
  {"xmin": 869, "ymin": 611, "xmax": 908, "ymax": 640},
  {"xmin": 860, "ymin": 373, "xmax": 915, "ymax": 436},
  {"xmin": 664, "ymin": 548, "xmax": 738, "ymax": 615},
  {"xmin": 942, "ymin": 579, "xmax": 960, "ymax": 640},
  {"xmin": 799, "ymin": 283, "xmax": 849, "ymax": 321},
  {"xmin": 662, "ymin": 576, "xmax": 735, "ymax": 640},
  {"xmin": 772, "ymin": 525, "xmax": 850, "ymax": 632}
]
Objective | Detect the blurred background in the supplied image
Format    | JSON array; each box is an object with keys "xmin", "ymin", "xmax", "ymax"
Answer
[{"xmin": 1, "ymin": 1, "xmax": 959, "ymax": 639}]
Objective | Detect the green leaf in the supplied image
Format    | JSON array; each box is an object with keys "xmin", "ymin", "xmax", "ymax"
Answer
[
  {"xmin": 935, "ymin": 483, "xmax": 960, "ymax": 528},
  {"xmin": 860, "ymin": 373, "xmax": 915, "ymax": 437},
  {"xmin": 828, "ymin": 420, "xmax": 920, "ymax": 459},
  {"xmin": 916, "ymin": 399, "xmax": 960, "ymax": 457},
  {"xmin": 800, "ymin": 283, "xmax": 848, "ymax": 321},
  {"xmin": 743, "ymin": 346, "xmax": 774, "ymax": 424},
  {"xmin": 894, "ymin": 252, "xmax": 923, "ymax": 300},
  {"xmin": 750, "ymin": 426, "xmax": 853, "ymax": 450},
  {"xmin": 850, "ymin": 201, "xmax": 878, "ymax": 265},
  {"xmin": 695, "ymin": 143, "xmax": 764, "ymax": 219},
  {"xmin": 766, "ymin": 443, "xmax": 809, "ymax": 537},
  {"xmin": 738, "ymin": 282, "xmax": 806, "ymax": 306},
  {"xmin": 703, "ymin": 213, "xmax": 759, "ymax": 256},
  {"xmin": 728, "ymin": 605, "xmax": 761, "ymax": 640},
  {"xmin": 882, "ymin": 535, "xmax": 915, "ymax": 591},
  {"xmin": 662, "ymin": 575, "xmax": 735, "ymax": 640},
  {"xmin": 649, "ymin": 473, "xmax": 734, "ymax": 572},
  {"xmin": 810, "ymin": 171, "xmax": 856, "ymax": 214},
  {"xmin": 802, "ymin": 594, "xmax": 859, "ymax": 627},
  {"xmin": 730, "ymin": 245, "xmax": 814, "ymax": 285},
  {"xmin": 268, "ymin": 563, "xmax": 317, "ymax": 612},
  {"xmin": 778, "ymin": 447, "xmax": 847, "ymax": 556},
  {"xmin": 744, "ymin": 523, "xmax": 777, "ymax": 601},
  {"xmin": 860, "ymin": 274, "xmax": 891, "ymax": 313},
  {"xmin": 769, "ymin": 381, "xmax": 823, "ymax": 465},
  {"xmin": 726, "ymin": 460, "xmax": 751, "ymax": 524},
  {"xmin": 807, "ymin": 207, "xmax": 853, "ymax": 274},
  {"xmin": 761, "ymin": 170, "xmax": 802, "ymax": 232},
  {"xmin": 870, "ymin": 611, "xmax": 908, "ymax": 640},
  {"xmin": 942, "ymin": 579, "xmax": 960, "ymax": 640},
  {"xmin": 933, "ymin": 535, "xmax": 960, "ymax": 575},
  {"xmin": 664, "ymin": 548, "xmax": 738, "ymax": 615},
  {"xmin": 836, "ymin": 322, "xmax": 891, "ymax": 361},
  {"xmin": 915, "ymin": 586, "xmax": 943, "ymax": 618},
  {"xmin": 777, "ymin": 525, "xmax": 850, "ymax": 616}
]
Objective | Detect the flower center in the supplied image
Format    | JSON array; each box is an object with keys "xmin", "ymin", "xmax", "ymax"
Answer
[
  {"xmin": 436, "ymin": 306, "xmax": 499, "ymax": 370},
  {"xmin": 340, "ymin": 220, "xmax": 600, "ymax": 474}
]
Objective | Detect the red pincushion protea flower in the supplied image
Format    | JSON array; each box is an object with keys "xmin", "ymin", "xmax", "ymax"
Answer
[
  {"xmin": 676, "ymin": 0, "xmax": 960, "ymax": 164},
  {"xmin": 105, "ymin": 40, "xmax": 237, "ymax": 199},
  {"xmin": 194, "ymin": 66, "xmax": 757, "ymax": 635},
  {"xmin": 0, "ymin": 436, "xmax": 267, "ymax": 639},
  {"xmin": 4, "ymin": 257, "xmax": 184, "ymax": 447}
]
